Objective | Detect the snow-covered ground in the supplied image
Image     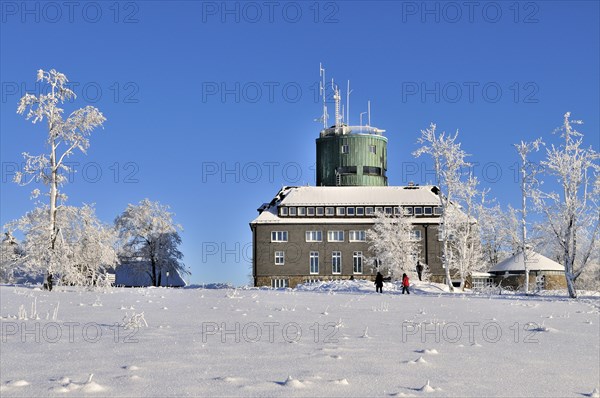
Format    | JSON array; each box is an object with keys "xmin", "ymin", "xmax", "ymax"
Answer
[{"xmin": 1, "ymin": 281, "xmax": 599, "ymax": 397}]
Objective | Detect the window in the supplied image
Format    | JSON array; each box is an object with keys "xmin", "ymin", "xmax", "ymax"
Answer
[
  {"xmin": 434, "ymin": 207, "xmax": 442, "ymax": 216},
  {"xmin": 307, "ymin": 207, "xmax": 315, "ymax": 216},
  {"xmin": 341, "ymin": 144, "xmax": 349, "ymax": 154},
  {"xmin": 271, "ymin": 231, "xmax": 288, "ymax": 242},
  {"xmin": 369, "ymin": 145, "xmax": 376, "ymax": 154},
  {"xmin": 356, "ymin": 207, "xmax": 364, "ymax": 216},
  {"xmin": 438, "ymin": 227, "xmax": 455, "ymax": 242},
  {"xmin": 327, "ymin": 230, "xmax": 344, "ymax": 242},
  {"xmin": 298, "ymin": 207, "xmax": 306, "ymax": 216},
  {"xmin": 349, "ymin": 230, "xmax": 366, "ymax": 242},
  {"xmin": 353, "ymin": 252, "xmax": 363, "ymax": 274},
  {"xmin": 338, "ymin": 166, "xmax": 357, "ymax": 175},
  {"xmin": 404, "ymin": 207, "xmax": 413, "ymax": 216},
  {"xmin": 394, "ymin": 207, "xmax": 401, "ymax": 215},
  {"xmin": 272, "ymin": 278, "xmax": 288, "ymax": 288},
  {"xmin": 316, "ymin": 207, "xmax": 324, "ymax": 216},
  {"xmin": 410, "ymin": 230, "xmax": 422, "ymax": 241},
  {"xmin": 332, "ymin": 251, "xmax": 342, "ymax": 274},
  {"xmin": 375, "ymin": 207, "xmax": 383, "ymax": 213},
  {"xmin": 305, "ymin": 231, "xmax": 323, "ymax": 242},
  {"xmin": 310, "ymin": 252, "xmax": 319, "ymax": 274},
  {"xmin": 424, "ymin": 207, "xmax": 433, "ymax": 216},
  {"xmin": 384, "ymin": 207, "xmax": 392, "ymax": 215},
  {"xmin": 274, "ymin": 251, "xmax": 285, "ymax": 265},
  {"xmin": 325, "ymin": 207, "xmax": 335, "ymax": 216},
  {"xmin": 289, "ymin": 207, "xmax": 297, "ymax": 216},
  {"xmin": 347, "ymin": 207, "xmax": 355, "ymax": 216},
  {"xmin": 365, "ymin": 207, "xmax": 374, "ymax": 216},
  {"xmin": 363, "ymin": 166, "xmax": 381, "ymax": 176},
  {"xmin": 279, "ymin": 207, "xmax": 288, "ymax": 216},
  {"xmin": 414, "ymin": 207, "xmax": 423, "ymax": 215},
  {"xmin": 336, "ymin": 207, "xmax": 346, "ymax": 216}
]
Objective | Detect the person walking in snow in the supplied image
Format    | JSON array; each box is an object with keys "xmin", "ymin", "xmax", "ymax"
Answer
[
  {"xmin": 375, "ymin": 271, "xmax": 384, "ymax": 293},
  {"xmin": 402, "ymin": 273, "xmax": 410, "ymax": 294},
  {"xmin": 416, "ymin": 261, "xmax": 424, "ymax": 281}
]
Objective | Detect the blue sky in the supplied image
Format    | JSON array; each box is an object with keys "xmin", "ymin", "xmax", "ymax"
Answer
[{"xmin": 1, "ymin": 1, "xmax": 598, "ymax": 285}]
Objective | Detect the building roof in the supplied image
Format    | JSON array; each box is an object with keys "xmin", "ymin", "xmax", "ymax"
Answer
[
  {"xmin": 279, "ymin": 185, "xmax": 441, "ymax": 206},
  {"xmin": 250, "ymin": 185, "xmax": 443, "ymax": 225},
  {"xmin": 488, "ymin": 251, "xmax": 565, "ymax": 273}
]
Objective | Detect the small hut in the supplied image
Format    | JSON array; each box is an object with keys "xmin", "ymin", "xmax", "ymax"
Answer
[{"xmin": 488, "ymin": 251, "xmax": 566, "ymax": 291}]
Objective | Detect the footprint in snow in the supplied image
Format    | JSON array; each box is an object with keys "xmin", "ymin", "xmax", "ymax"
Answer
[
  {"xmin": 332, "ymin": 378, "xmax": 349, "ymax": 385},
  {"xmin": 277, "ymin": 376, "xmax": 306, "ymax": 388},
  {"xmin": 1, "ymin": 379, "xmax": 30, "ymax": 392},
  {"xmin": 415, "ymin": 348, "xmax": 439, "ymax": 355}
]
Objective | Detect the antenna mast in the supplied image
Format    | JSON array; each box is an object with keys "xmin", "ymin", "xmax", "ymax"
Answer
[
  {"xmin": 332, "ymin": 79, "xmax": 341, "ymax": 132},
  {"xmin": 346, "ymin": 80, "xmax": 351, "ymax": 126},
  {"xmin": 319, "ymin": 63, "xmax": 328, "ymax": 128},
  {"xmin": 367, "ymin": 100, "xmax": 371, "ymax": 126}
]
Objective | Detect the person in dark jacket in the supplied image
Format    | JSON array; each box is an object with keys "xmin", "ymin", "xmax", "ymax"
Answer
[
  {"xmin": 416, "ymin": 261, "xmax": 424, "ymax": 281},
  {"xmin": 46, "ymin": 272, "xmax": 53, "ymax": 292},
  {"xmin": 402, "ymin": 273, "xmax": 410, "ymax": 294},
  {"xmin": 375, "ymin": 272, "xmax": 383, "ymax": 293}
]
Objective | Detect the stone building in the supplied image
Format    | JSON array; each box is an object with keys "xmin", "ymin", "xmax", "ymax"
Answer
[
  {"xmin": 250, "ymin": 185, "xmax": 445, "ymax": 288},
  {"xmin": 488, "ymin": 251, "xmax": 566, "ymax": 291},
  {"xmin": 250, "ymin": 72, "xmax": 447, "ymax": 288}
]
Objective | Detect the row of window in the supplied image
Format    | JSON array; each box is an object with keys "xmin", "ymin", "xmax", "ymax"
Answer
[
  {"xmin": 271, "ymin": 229, "xmax": 421, "ymax": 243},
  {"xmin": 275, "ymin": 250, "xmax": 364, "ymax": 274},
  {"xmin": 336, "ymin": 166, "xmax": 383, "ymax": 176},
  {"xmin": 279, "ymin": 206, "xmax": 441, "ymax": 217},
  {"xmin": 341, "ymin": 144, "xmax": 378, "ymax": 154}
]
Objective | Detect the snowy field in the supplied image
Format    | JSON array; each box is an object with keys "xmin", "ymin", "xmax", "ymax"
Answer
[{"xmin": 1, "ymin": 281, "xmax": 599, "ymax": 397}]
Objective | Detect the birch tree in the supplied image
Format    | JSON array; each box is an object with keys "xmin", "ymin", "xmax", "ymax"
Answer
[
  {"xmin": 514, "ymin": 138, "xmax": 544, "ymax": 292},
  {"xmin": 115, "ymin": 199, "xmax": 187, "ymax": 287},
  {"xmin": 413, "ymin": 123, "xmax": 470, "ymax": 291},
  {"xmin": 535, "ymin": 113, "xmax": 599, "ymax": 298},
  {"xmin": 15, "ymin": 69, "xmax": 106, "ymax": 278},
  {"xmin": 6, "ymin": 205, "xmax": 118, "ymax": 287},
  {"xmin": 476, "ymin": 201, "xmax": 513, "ymax": 269},
  {"xmin": 451, "ymin": 174, "xmax": 483, "ymax": 289},
  {"xmin": 367, "ymin": 211, "xmax": 419, "ymax": 279}
]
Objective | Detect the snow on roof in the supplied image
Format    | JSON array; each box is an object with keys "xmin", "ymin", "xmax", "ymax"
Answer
[
  {"xmin": 280, "ymin": 185, "xmax": 440, "ymax": 206},
  {"xmin": 489, "ymin": 251, "xmax": 565, "ymax": 273},
  {"xmin": 250, "ymin": 185, "xmax": 442, "ymax": 225}
]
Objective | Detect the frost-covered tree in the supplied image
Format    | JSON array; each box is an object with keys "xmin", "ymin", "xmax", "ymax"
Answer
[
  {"xmin": 476, "ymin": 201, "xmax": 513, "ymax": 269},
  {"xmin": 15, "ymin": 69, "xmax": 106, "ymax": 277},
  {"xmin": 115, "ymin": 199, "xmax": 187, "ymax": 287},
  {"xmin": 514, "ymin": 138, "xmax": 544, "ymax": 292},
  {"xmin": 450, "ymin": 174, "xmax": 483, "ymax": 290},
  {"xmin": 367, "ymin": 211, "xmax": 419, "ymax": 279},
  {"xmin": 535, "ymin": 113, "xmax": 599, "ymax": 298},
  {"xmin": 413, "ymin": 123, "xmax": 471, "ymax": 291},
  {"xmin": 0, "ymin": 231, "xmax": 25, "ymax": 283},
  {"xmin": 6, "ymin": 205, "xmax": 117, "ymax": 287}
]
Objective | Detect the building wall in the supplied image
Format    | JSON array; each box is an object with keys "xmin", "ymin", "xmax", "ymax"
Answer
[
  {"xmin": 252, "ymin": 222, "xmax": 443, "ymax": 287},
  {"xmin": 492, "ymin": 271, "xmax": 567, "ymax": 291}
]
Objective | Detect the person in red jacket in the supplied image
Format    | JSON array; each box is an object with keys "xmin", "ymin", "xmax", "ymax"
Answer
[{"xmin": 402, "ymin": 273, "xmax": 410, "ymax": 294}]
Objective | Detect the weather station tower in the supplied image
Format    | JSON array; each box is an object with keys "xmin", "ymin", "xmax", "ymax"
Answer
[{"xmin": 315, "ymin": 65, "xmax": 388, "ymax": 187}]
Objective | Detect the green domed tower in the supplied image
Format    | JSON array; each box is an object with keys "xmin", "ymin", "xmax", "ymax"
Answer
[
  {"xmin": 316, "ymin": 124, "xmax": 388, "ymax": 186},
  {"xmin": 314, "ymin": 67, "xmax": 388, "ymax": 187}
]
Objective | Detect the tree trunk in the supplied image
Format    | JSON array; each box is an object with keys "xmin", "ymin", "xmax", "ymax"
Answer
[{"xmin": 150, "ymin": 257, "xmax": 157, "ymax": 287}]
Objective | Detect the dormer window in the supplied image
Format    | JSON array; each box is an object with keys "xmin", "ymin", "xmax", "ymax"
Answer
[
  {"xmin": 279, "ymin": 207, "xmax": 288, "ymax": 216},
  {"xmin": 289, "ymin": 207, "xmax": 297, "ymax": 216}
]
